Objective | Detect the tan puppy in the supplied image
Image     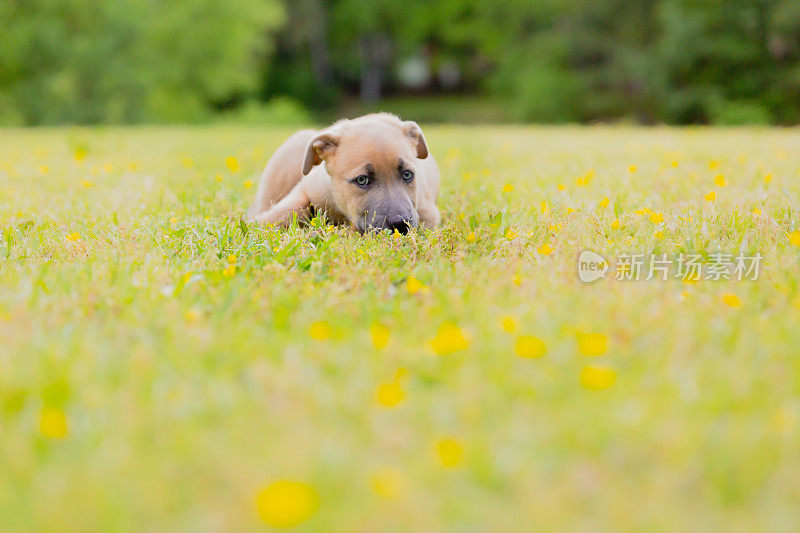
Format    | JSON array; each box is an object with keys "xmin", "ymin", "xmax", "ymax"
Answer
[{"xmin": 248, "ymin": 113, "xmax": 440, "ymax": 233}]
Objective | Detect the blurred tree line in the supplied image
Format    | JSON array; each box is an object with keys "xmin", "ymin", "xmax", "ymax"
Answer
[{"xmin": 2, "ymin": 0, "xmax": 800, "ymax": 125}]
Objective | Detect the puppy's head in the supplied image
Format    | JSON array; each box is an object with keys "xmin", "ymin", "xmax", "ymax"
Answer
[{"xmin": 302, "ymin": 114, "xmax": 428, "ymax": 234}]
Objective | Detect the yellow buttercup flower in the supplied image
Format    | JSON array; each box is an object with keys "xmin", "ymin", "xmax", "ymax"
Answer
[
  {"xmin": 40, "ymin": 408, "xmax": 68, "ymax": 439},
  {"xmin": 557, "ymin": 183, "xmax": 566, "ymax": 191},
  {"xmin": 599, "ymin": 197, "xmax": 609, "ymax": 209},
  {"xmin": 649, "ymin": 212, "xmax": 664, "ymax": 224},
  {"xmin": 714, "ymin": 174, "xmax": 728, "ymax": 187},
  {"xmin": 184, "ymin": 308, "xmax": 201, "ymax": 323},
  {"xmin": 514, "ymin": 335, "xmax": 547, "ymax": 359},
  {"xmin": 255, "ymin": 480, "xmax": 319, "ymax": 528},
  {"xmin": 429, "ymin": 322, "xmax": 469, "ymax": 356},
  {"xmin": 502, "ymin": 183, "xmax": 514, "ymax": 193},
  {"xmin": 540, "ymin": 200, "xmax": 549, "ymax": 214},
  {"xmin": 610, "ymin": 219, "xmax": 621, "ymax": 230},
  {"xmin": 764, "ymin": 173, "xmax": 773, "ymax": 184},
  {"xmin": 376, "ymin": 380, "xmax": 404, "ymax": 407},
  {"xmin": 628, "ymin": 165, "xmax": 637, "ymax": 174},
  {"xmin": 577, "ymin": 332, "xmax": 608, "ymax": 356},
  {"xmin": 406, "ymin": 276, "xmax": 427, "ymax": 294},
  {"xmin": 504, "ymin": 227, "xmax": 516, "ymax": 240},
  {"xmin": 370, "ymin": 322, "xmax": 390, "ymax": 349},
  {"xmin": 580, "ymin": 366, "xmax": 616, "ymax": 390},
  {"xmin": 243, "ymin": 179, "xmax": 253, "ymax": 188},
  {"xmin": 309, "ymin": 320, "xmax": 332, "ymax": 340},
  {"xmin": 788, "ymin": 231, "xmax": 800, "ymax": 247},
  {"xmin": 466, "ymin": 231, "xmax": 477, "ymax": 243},
  {"xmin": 500, "ymin": 316, "xmax": 517, "ymax": 333},
  {"xmin": 227, "ymin": 254, "xmax": 237, "ymax": 264},
  {"xmin": 721, "ymin": 293, "xmax": 741, "ymax": 308},
  {"xmin": 67, "ymin": 232, "xmax": 82, "ymax": 241},
  {"xmin": 222, "ymin": 264, "xmax": 236, "ymax": 277},
  {"xmin": 537, "ymin": 243, "xmax": 553, "ymax": 256},
  {"xmin": 436, "ymin": 438, "xmax": 464, "ymax": 468},
  {"xmin": 709, "ymin": 159, "xmax": 719, "ymax": 170},
  {"xmin": 225, "ymin": 156, "xmax": 240, "ymax": 173},
  {"xmin": 704, "ymin": 191, "xmax": 716, "ymax": 203}
]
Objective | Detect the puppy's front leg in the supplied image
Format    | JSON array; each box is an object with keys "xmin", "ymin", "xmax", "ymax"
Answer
[
  {"xmin": 416, "ymin": 201, "xmax": 441, "ymax": 228},
  {"xmin": 248, "ymin": 183, "xmax": 311, "ymax": 226}
]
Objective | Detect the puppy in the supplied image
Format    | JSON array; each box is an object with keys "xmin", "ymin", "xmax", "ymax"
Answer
[{"xmin": 248, "ymin": 113, "xmax": 440, "ymax": 233}]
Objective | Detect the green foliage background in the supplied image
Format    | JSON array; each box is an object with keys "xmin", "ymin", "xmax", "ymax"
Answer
[{"xmin": 2, "ymin": 0, "xmax": 800, "ymax": 124}]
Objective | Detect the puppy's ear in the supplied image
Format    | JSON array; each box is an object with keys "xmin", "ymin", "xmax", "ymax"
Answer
[
  {"xmin": 402, "ymin": 121, "xmax": 428, "ymax": 159},
  {"xmin": 302, "ymin": 132, "xmax": 340, "ymax": 175}
]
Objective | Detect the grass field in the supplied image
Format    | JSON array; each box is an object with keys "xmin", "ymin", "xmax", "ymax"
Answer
[{"xmin": 2, "ymin": 125, "xmax": 800, "ymax": 531}]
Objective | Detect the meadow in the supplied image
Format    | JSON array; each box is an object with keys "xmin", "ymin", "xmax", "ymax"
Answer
[{"xmin": 2, "ymin": 124, "xmax": 800, "ymax": 531}]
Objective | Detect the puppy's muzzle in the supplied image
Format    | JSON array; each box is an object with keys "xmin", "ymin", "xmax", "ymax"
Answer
[{"xmin": 359, "ymin": 211, "xmax": 419, "ymax": 234}]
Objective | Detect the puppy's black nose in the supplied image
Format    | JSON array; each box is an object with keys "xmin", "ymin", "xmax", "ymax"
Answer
[{"xmin": 386, "ymin": 217, "xmax": 410, "ymax": 234}]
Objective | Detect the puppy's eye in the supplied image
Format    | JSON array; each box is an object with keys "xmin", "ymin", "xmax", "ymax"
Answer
[
  {"xmin": 402, "ymin": 169, "xmax": 415, "ymax": 182},
  {"xmin": 353, "ymin": 175, "xmax": 371, "ymax": 188}
]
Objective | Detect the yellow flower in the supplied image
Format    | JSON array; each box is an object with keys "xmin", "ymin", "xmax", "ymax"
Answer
[
  {"xmin": 789, "ymin": 231, "xmax": 800, "ymax": 247},
  {"xmin": 429, "ymin": 322, "xmax": 469, "ymax": 356},
  {"xmin": 370, "ymin": 323, "xmax": 390, "ymax": 349},
  {"xmin": 376, "ymin": 381, "xmax": 405, "ymax": 407},
  {"xmin": 577, "ymin": 332, "xmax": 608, "ymax": 356},
  {"xmin": 540, "ymin": 200, "xmax": 549, "ymax": 214},
  {"xmin": 215, "ymin": 173, "xmax": 224, "ymax": 182},
  {"xmin": 406, "ymin": 276, "xmax": 427, "ymax": 294},
  {"xmin": 714, "ymin": 174, "xmax": 728, "ymax": 187},
  {"xmin": 502, "ymin": 183, "xmax": 514, "ymax": 193},
  {"xmin": 504, "ymin": 227, "xmax": 516, "ymax": 240},
  {"xmin": 309, "ymin": 320, "xmax": 333, "ymax": 340},
  {"xmin": 225, "ymin": 156, "xmax": 240, "ymax": 173},
  {"xmin": 227, "ymin": 254, "xmax": 237, "ymax": 264},
  {"xmin": 557, "ymin": 183, "xmax": 566, "ymax": 191},
  {"xmin": 512, "ymin": 274, "xmax": 522, "ymax": 286},
  {"xmin": 436, "ymin": 438, "xmax": 464, "ymax": 468},
  {"xmin": 628, "ymin": 165, "xmax": 637, "ymax": 174},
  {"xmin": 709, "ymin": 159, "xmax": 719, "ymax": 170},
  {"xmin": 580, "ymin": 366, "xmax": 616, "ymax": 390},
  {"xmin": 610, "ymin": 219, "xmax": 620, "ymax": 230},
  {"xmin": 39, "ymin": 165, "xmax": 50, "ymax": 175},
  {"xmin": 184, "ymin": 308, "xmax": 201, "ymax": 323},
  {"xmin": 67, "ymin": 232, "xmax": 82, "ymax": 241},
  {"xmin": 537, "ymin": 243, "xmax": 553, "ymax": 256},
  {"xmin": 370, "ymin": 467, "xmax": 407, "ymax": 500},
  {"xmin": 500, "ymin": 316, "xmax": 517, "ymax": 333},
  {"xmin": 39, "ymin": 408, "xmax": 68, "ymax": 439},
  {"xmin": 74, "ymin": 147, "xmax": 88, "ymax": 161},
  {"xmin": 649, "ymin": 212, "xmax": 664, "ymax": 224},
  {"xmin": 222, "ymin": 264, "xmax": 236, "ymax": 277},
  {"xmin": 704, "ymin": 191, "xmax": 716, "ymax": 203},
  {"xmin": 721, "ymin": 293, "xmax": 741, "ymax": 308},
  {"xmin": 764, "ymin": 173, "xmax": 773, "ymax": 184},
  {"xmin": 244, "ymin": 179, "xmax": 253, "ymax": 189},
  {"xmin": 654, "ymin": 230, "xmax": 665, "ymax": 240},
  {"xmin": 599, "ymin": 197, "xmax": 609, "ymax": 209},
  {"xmin": 670, "ymin": 160, "xmax": 679, "ymax": 168},
  {"xmin": 462, "ymin": 171, "xmax": 474, "ymax": 181},
  {"xmin": 255, "ymin": 481, "xmax": 319, "ymax": 528},
  {"xmin": 466, "ymin": 231, "xmax": 477, "ymax": 243},
  {"xmin": 751, "ymin": 207, "xmax": 761, "ymax": 216},
  {"xmin": 514, "ymin": 335, "xmax": 547, "ymax": 359}
]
